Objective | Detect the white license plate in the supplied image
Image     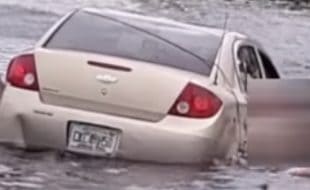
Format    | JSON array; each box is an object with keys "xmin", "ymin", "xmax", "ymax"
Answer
[{"xmin": 67, "ymin": 122, "xmax": 121, "ymax": 157}]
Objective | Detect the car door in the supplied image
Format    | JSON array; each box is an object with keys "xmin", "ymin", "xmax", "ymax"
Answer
[
  {"xmin": 248, "ymin": 48, "xmax": 310, "ymax": 165},
  {"xmin": 232, "ymin": 41, "xmax": 263, "ymax": 157}
]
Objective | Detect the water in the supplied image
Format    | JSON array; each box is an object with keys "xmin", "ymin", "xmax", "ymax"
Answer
[{"xmin": 0, "ymin": 0, "xmax": 310, "ymax": 189}]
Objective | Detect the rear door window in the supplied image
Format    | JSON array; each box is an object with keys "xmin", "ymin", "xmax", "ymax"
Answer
[
  {"xmin": 45, "ymin": 11, "xmax": 222, "ymax": 76},
  {"xmin": 237, "ymin": 46, "xmax": 263, "ymax": 79},
  {"xmin": 258, "ymin": 50, "xmax": 280, "ymax": 79}
]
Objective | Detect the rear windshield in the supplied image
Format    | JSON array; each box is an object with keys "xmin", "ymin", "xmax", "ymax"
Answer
[{"xmin": 45, "ymin": 10, "xmax": 222, "ymax": 76}]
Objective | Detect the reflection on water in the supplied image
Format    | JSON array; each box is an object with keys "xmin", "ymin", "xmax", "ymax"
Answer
[{"xmin": 0, "ymin": 0, "xmax": 310, "ymax": 189}]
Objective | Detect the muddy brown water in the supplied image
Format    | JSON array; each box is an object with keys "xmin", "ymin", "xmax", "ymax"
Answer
[{"xmin": 0, "ymin": 0, "xmax": 310, "ymax": 189}]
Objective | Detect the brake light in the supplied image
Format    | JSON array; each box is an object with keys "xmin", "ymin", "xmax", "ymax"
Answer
[
  {"xmin": 168, "ymin": 83, "xmax": 222, "ymax": 118},
  {"xmin": 7, "ymin": 54, "xmax": 39, "ymax": 91}
]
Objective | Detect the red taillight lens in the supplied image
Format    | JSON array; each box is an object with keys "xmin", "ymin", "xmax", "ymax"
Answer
[
  {"xmin": 7, "ymin": 54, "xmax": 39, "ymax": 91},
  {"xmin": 168, "ymin": 83, "xmax": 222, "ymax": 118}
]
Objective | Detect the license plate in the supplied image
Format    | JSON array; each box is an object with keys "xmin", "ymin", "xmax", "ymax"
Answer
[{"xmin": 67, "ymin": 122, "xmax": 121, "ymax": 157}]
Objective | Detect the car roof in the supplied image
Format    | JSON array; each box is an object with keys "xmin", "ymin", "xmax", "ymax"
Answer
[{"xmin": 82, "ymin": 8, "xmax": 226, "ymax": 38}]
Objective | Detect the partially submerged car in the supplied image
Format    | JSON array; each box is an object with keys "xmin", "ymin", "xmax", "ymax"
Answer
[{"xmin": 0, "ymin": 8, "xmax": 297, "ymax": 164}]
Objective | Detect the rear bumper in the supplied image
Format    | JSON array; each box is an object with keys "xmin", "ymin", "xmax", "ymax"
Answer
[{"xmin": 0, "ymin": 86, "xmax": 235, "ymax": 163}]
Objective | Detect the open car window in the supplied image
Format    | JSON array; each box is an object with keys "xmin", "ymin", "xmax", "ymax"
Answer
[
  {"xmin": 44, "ymin": 10, "xmax": 222, "ymax": 76},
  {"xmin": 257, "ymin": 50, "xmax": 280, "ymax": 79},
  {"xmin": 237, "ymin": 46, "xmax": 263, "ymax": 79}
]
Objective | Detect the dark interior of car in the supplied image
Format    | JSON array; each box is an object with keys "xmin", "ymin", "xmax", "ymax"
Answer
[{"xmin": 259, "ymin": 51, "xmax": 280, "ymax": 79}]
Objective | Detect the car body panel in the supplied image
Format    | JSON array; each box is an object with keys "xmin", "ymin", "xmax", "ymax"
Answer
[
  {"xmin": 0, "ymin": 85, "xmax": 237, "ymax": 163},
  {"xmin": 35, "ymin": 48, "xmax": 194, "ymax": 122}
]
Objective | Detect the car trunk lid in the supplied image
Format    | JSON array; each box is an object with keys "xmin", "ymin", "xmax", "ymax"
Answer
[{"xmin": 35, "ymin": 48, "xmax": 192, "ymax": 122}]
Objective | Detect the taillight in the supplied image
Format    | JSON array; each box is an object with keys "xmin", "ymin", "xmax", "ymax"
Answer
[
  {"xmin": 7, "ymin": 54, "xmax": 39, "ymax": 91},
  {"xmin": 168, "ymin": 83, "xmax": 222, "ymax": 118}
]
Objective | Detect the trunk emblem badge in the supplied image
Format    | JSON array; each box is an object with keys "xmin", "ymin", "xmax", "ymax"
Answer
[{"xmin": 96, "ymin": 74, "xmax": 118, "ymax": 84}]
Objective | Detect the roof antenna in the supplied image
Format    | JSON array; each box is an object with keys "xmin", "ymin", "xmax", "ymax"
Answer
[{"xmin": 214, "ymin": 12, "xmax": 229, "ymax": 85}]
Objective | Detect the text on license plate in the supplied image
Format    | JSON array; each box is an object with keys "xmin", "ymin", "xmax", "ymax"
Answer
[{"xmin": 67, "ymin": 122, "xmax": 121, "ymax": 157}]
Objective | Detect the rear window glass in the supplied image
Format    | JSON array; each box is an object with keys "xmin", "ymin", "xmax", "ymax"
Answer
[{"xmin": 45, "ymin": 10, "xmax": 222, "ymax": 76}]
